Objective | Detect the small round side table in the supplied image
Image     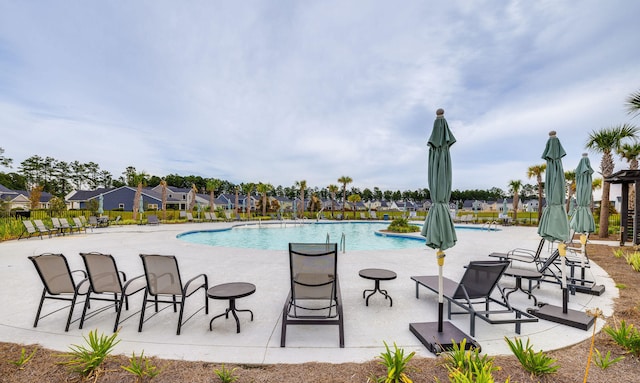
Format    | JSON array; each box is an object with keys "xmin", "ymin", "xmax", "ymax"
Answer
[
  {"xmin": 207, "ymin": 282, "xmax": 255, "ymax": 333},
  {"xmin": 359, "ymin": 268, "xmax": 397, "ymax": 307}
]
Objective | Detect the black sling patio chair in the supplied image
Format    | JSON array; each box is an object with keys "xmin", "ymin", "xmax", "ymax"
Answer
[
  {"xmin": 79, "ymin": 252, "xmax": 147, "ymax": 332},
  {"xmin": 412, "ymin": 260, "xmax": 538, "ymax": 337},
  {"xmin": 138, "ymin": 254, "xmax": 209, "ymax": 335},
  {"xmin": 281, "ymin": 243, "xmax": 344, "ymax": 348},
  {"xmin": 29, "ymin": 253, "xmax": 90, "ymax": 331}
]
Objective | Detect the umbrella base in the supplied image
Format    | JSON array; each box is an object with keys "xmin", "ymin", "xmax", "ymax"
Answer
[
  {"xmin": 409, "ymin": 321, "xmax": 480, "ymax": 354},
  {"xmin": 528, "ymin": 304, "xmax": 595, "ymax": 330},
  {"xmin": 573, "ymin": 284, "xmax": 605, "ymax": 296}
]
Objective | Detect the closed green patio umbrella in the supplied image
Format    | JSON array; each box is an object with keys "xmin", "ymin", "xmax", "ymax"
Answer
[
  {"xmin": 537, "ymin": 131, "xmax": 570, "ymax": 311},
  {"xmin": 421, "ymin": 111, "xmax": 457, "ymax": 253},
  {"xmin": 537, "ymin": 131, "xmax": 570, "ymax": 243},
  {"xmin": 571, "ymin": 153, "xmax": 596, "ymax": 234},
  {"xmin": 570, "ymin": 153, "xmax": 596, "ymax": 273},
  {"xmin": 138, "ymin": 195, "xmax": 144, "ymax": 224},
  {"xmin": 533, "ymin": 132, "xmax": 593, "ymax": 329},
  {"xmin": 411, "ymin": 109, "xmax": 467, "ymax": 353}
]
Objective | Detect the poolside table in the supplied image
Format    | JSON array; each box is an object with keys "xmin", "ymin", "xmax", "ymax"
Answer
[
  {"xmin": 207, "ymin": 282, "xmax": 255, "ymax": 333},
  {"xmin": 359, "ymin": 268, "xmax": 396, "ymax": 307},
  {"xmin": 501, "ymin": 267, "xmax": 543, "ymax": 306}
]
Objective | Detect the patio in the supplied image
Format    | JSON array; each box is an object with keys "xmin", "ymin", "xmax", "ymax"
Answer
[{"xmin": 0, "ymin": 222, "xmax": 617, "ymax": 364}]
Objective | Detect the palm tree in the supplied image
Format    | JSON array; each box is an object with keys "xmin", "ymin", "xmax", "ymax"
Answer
[
  {"xmin": 586, "ymin": 124, "xmax": 639, "ymax": 237},
  {"xmin": 508, "ymin": 179, "xmax": 522, "ymax": 224},
  {"xmin": 626, "ymin": 89, "xmax": 640, "ymax": 118},
  {"xmin": 338, "ymin": 176, "xmax": 353, "ymax": 218},
  {"xmin": 617, "ymin": 142, "xmax": 640, "ymax": 210},
  {"xmin": 328, "ymin": 184, "xmax": 339, "ymax": 218},
  {"xmin": 187, "ymin": 183, "xmax": 199, "ymax": 212},
  {"xmin": 295, "ymin": 180, "xmax": 307, "ymax": 219},
  {"xmin": 347, "ymin": 194, "xmax": 361, "ymax": 219},
  {"xmin": 160, "ymin": 179, "xmax": 167, "ymax": 220},
  {"xmin": 206, "ymin": 179, "xmax": 223, "ymax": 217},
  {"xmin": 591, "ymin": 178, "xmax": 602, "ymax": 213},
  {"xmin": 241, "ymin": 183, "xmax": 255, "ymax": 219},
  {"xmin": 526, "ymin": 164, "xmax": 546, "ymax": 221},
  {"xmin": 256, "ymin": 182, "xmax": 273, "ymax": 216},
  {"xmin": 618, "ymin": 142, "xmax": 640, "ymax": 169},
  {"xmin": 131, "ymin": 171, "xmax": 148, "ymax": 221},
  {"xmin": 564, "ymin": 170, "xmax": 576, "ymax": 213}
]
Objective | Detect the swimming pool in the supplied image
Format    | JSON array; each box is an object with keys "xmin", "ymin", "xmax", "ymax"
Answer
[{"xmin": 177, "ymin": 221, "xmax": 495, "ymax": 251}]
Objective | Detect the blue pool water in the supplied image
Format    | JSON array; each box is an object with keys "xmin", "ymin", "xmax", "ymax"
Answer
[{"xmin": 177, "ymin": 222, "xmax": 493, "ymax": 251}]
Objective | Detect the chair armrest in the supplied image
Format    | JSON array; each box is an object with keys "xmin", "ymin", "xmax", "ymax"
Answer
[
  {"xmin": 184, "ymin": 273, "xmax": 208, "ymax": 296},
  {"xmin": 505, "ymin": 248, "xmax": 537, "ymax": 263},
  {"xmin": 71, "ymin": 269, "xmax": 88, "ymax": 280},
  {"xmin": 123, "ymin": 274, "xmax": 147, "ymax": 295}
]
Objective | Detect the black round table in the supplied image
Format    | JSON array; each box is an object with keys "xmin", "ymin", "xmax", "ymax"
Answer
[
  {"xmin": 359, "ymin": 268, "xmax": 397, "ymax": 307},
  {"xmin": 502, "ymin": 267, "xmax": 543, "ymax": 306},
  {"xmin": 207, "ymin": 282, "xmax": 255, "ymax": 333}
]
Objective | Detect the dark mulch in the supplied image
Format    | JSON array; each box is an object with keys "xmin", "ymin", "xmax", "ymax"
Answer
[{"xmin": 1, "ymin": 239, "xmax": 639, "ymax": 382}]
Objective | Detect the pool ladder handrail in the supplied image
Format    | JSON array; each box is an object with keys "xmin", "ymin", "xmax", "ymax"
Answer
[{"xmin": 326, "ymin": 232, "xmax": 347, "ymax": 253}]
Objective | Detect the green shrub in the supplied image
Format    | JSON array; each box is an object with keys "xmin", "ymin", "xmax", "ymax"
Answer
[
  {"xmin": 8, "ymin": 347, "xmax": 37, "ymax": 370},
  {"xmin": 60, "ymin": 329, "xmax": 120, "ymax": 377},
  {"xmin": 623, "ymin": 252, "xmax": 640, "ymax": 272},
  {"xmin": 122, "ymin": 351, "xmax": 161, "ymax": 381},
  {"xmin": 604, "ymin": 319, "xmax": 640, "ymax": 355},
  {"xmin": 372, "ymin": 341, "xmax": 415, "ymax": 383},
  {"xmin": 593, "ymin": 348, "xmax": 624, "ymax": 370},
  {"xmin": 387, "ymin": 218, "xmax": 420, "ymax": 233},
  {"xmin": 213, "ymin": 364, "xmax": 238, "ymax": 383},
  {"xmin": 504, "ymin": 337, "xmax": 558, "ymax": 376},
  {"xmin": 441, "ymin": 339, "xmax": 499, "ymax": 382}
]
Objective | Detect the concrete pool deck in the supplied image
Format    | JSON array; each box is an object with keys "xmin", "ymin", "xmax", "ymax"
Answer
[{"xmin": 0, "ymin": 221, "xmax": 617, "ymax": 364}]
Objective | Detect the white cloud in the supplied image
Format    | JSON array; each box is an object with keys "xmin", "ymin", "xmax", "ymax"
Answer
[{"xmin": 1, "ymin": 0, "xmax": 639, "ymax": 195}]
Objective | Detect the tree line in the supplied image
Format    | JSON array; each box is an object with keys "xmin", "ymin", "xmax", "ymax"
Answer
[{"xmin": 0, "ymin": 151, "xmax": 539, "ymax": 203}]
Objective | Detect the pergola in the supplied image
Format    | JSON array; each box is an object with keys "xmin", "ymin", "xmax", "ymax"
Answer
[{"xmin": 605, "ymin": 169, "xmax": 640, "ymax": 246}]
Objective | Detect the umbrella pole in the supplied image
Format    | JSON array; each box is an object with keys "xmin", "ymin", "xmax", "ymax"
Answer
[
  {"xmin": 437, "ymin": 250, "xmax": 445, "ymax": 332},
  {"xmin": 580, "ymin": 234, "xmax": 587, "ymax": 269},
  {"xmin": 559, "ymin": 243, "xmax": 568, "ymax": 313}
]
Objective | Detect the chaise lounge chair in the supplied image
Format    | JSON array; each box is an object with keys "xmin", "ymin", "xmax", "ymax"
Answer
[
  {"xmin": 18, "ymin": 220, "xmax": 41, "ymax": 240},
  {"xmin": 58, "ymin": 218, "xmax": 76, "ymax": 234},
  {"xmin": 79, "ymin": 252, "xmax": 147, "ymax": 332},
  {"xmin": 281, "ymin": 243, "xmax": 344, "ymax": 348},
  {"xmin": 73, "ymin": 217, "xmax": 88, "ymax": 233},
  {"xmin": 34, "ymin": 219, "xmax": 57, "ymax": 238},
  {"xmin": 28, "ymin": 253, "xmax": 90, "ymax": 331},
  {"xmin": 411, "ymin": 260, "xmax": 538, "ymax": 336},
  {"xmin": 138, "ymin": 254, "xmax": 209, "ymax": 335},
  {"xmin": 490, "ymin": 238, "xmax": 604, "ymax": 295},
  {"xmin": 147, "ymin": 214, "xmax": 160, "ymax": 225}
]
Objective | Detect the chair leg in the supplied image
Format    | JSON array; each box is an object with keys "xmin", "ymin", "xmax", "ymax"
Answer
[
  {"xmin": 65, "ymin": 293, "xmax": 79, "ymax": 332},
  {"xmin": 79, "ymin": 293, "xmax": 92, "ymax": 329},
  {"xmin": 33, "ymin": 290, "xmax": 46, "ymax": 328},
  {"xmin": 138, "ymin": 290, "xmax": 148, "ymax": 332},
  {"xmin": 114, "ymin": 294, "xmax": 127, "ymax": 333},
  {"xmin": 280, "ymin": 294, "xmax": 291, "ymax": 347},
  {"xmin": 176, "ymin": 297, "xmax": 185, "ymax": 335},
  {"xmin": 337, "ymin": 302, "xmax": 345, "ymax": 348}
]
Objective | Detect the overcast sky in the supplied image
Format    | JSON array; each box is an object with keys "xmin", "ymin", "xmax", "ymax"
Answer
[{"xmin": 1, "ymin": 1, "xmax": 639, "ymax": 194}]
